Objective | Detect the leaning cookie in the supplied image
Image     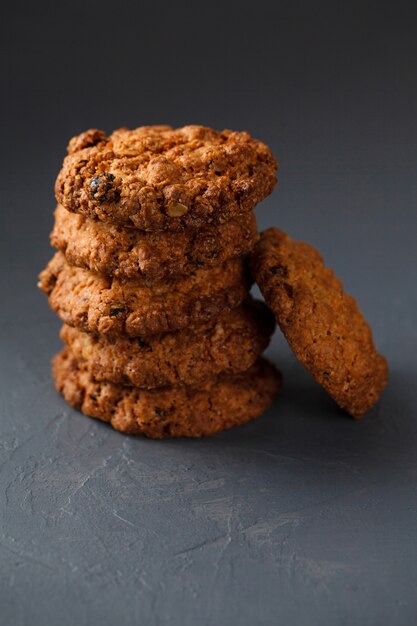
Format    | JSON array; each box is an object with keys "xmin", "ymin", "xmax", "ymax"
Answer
[
  {"xmin": 52, "ymin": 348, "xmax": 282, "ymax": 438},
  {"xmin": 39, "ymin": 252, "xmax": 251, "ymax": 337},
  {"xmin": 250, "ymin": 228, "xmax": 388, "ymax": 418},
  {"xmin": 55, "ymin": 125, "xmax": 277, "ymax": 231},
  {"xmin": 51, "ymin": 204, "xmax": 259, "ymax": 280},
  {"xmin": 60, "ymin": 300, "xmax": 275, "ymax": 388}
]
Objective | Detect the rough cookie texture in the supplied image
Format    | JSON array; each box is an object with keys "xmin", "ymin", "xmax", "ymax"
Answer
[
  {"xmin": 39, "ymin": 252, "xmax": 251, "ymax": 337},
  {"xmin": 250, "ymin": 228, "xmax": 388, "ymax": 417},
  {"xmin": 55, "ymin": 125, "xmax": 277, "ymax": 231},
  {"xmin": 52, "ymin": 349, "xmax": 282, "ymax": 438},
  {"xmin": 60, "ymin": 300, "xmax": 275, "ymax": 388},
  {"xmin": 51, "ymin": 204, "xmax": 259, "ymax": 280}
]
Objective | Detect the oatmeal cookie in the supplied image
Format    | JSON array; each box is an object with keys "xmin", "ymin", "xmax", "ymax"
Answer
[
  {"xmin": 52, "ymin": 349, "xmax": 282, "ymax": 438},
  {"xmin": 55, "ymin": 125, "xmax": 277, "ymax": 231},
  {"xmin": 51, "ymin": 204, "xmax": 259, "ymax": 280},
  {"xmin": 39, "ymin": 252, "xmax": 251, "ymax": 337},
  {"xmin": 250, "ymin": 228, "xmax": 388, "ymax": 417},
  {"xmin": 60, "ymin": 299, "xmax": 275, "ymax": 388}
]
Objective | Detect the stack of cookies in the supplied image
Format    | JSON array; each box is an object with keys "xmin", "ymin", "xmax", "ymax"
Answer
[
  {"xmin": 40, "ymin": 124, "xmax": 389, "ymax": 436},
  {"xmin": 39, "ymin": 125, "xmax": 282, "ymax": 438}
]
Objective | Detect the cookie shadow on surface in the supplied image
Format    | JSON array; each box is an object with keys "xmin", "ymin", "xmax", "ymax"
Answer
[{"xmin": 203, "ymin": 361, "xmax": 403, "ymax": 480}]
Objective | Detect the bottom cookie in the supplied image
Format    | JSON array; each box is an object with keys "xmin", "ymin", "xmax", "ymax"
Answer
[{"xmin": 52, "ymin": 349, "xmax": 282, "ymax": 438}]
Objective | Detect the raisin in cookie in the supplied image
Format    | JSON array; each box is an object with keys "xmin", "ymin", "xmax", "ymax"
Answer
[
  {"xmin": 51, "ymin": 204, "xmax": 259, "ymax": 280},
  {"xmin": 60, "ymin": 299, "xmax": 275, "ymax": 388},
  {"xmin": 52, "ymin": 348, "xmax": 282, "ymax": 438},
  {"xmin": 55, "ymin": 125, "xmax": 277, "ymax": 231},
  {"xmin": 250, "ymin": 228, "xmax": 388, "ymax": 417},
  {"xmin": 39, "ymin": 252, "xmax": 251, "ymax": 337}
]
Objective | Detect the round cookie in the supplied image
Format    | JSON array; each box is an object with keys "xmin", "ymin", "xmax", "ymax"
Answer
[
  {"xmin": 38, "ymin": 252, "xmax": 251, "ymax": 338},
  {"xmin": 52, "ymin": 349, "xmax": 282, "ymax": 438},
  {"xmin": 60, "ymin": 300, "xmax": 276, "ymax": 388},
  {"xmin": 55, "ymin": 125, "xmax": 277, "ymax": 231},
  {"xmin": 51, "ymin": 204, "xmax": 259, "ymax": 280},
  {"xmin": 250, "ymin": 228, "xmax": 388, "ymax": 418}
]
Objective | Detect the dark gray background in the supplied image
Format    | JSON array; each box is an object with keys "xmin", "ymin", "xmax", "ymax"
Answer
[{"xmin": 1, "ymin": 1, "xmax": 416, "ymax": 624}]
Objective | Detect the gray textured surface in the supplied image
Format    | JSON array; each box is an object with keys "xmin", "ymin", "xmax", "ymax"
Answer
[{"xmin": 2, "ymin": 2, "xmax": 417, "ymax": 625}]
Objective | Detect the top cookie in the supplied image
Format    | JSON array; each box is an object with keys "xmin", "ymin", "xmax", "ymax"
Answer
[
  {"xmin": 55, "ymin": 125, "xmax": 277, "ymax": 231},
  {"xmin": 250, "ymin": 228, "xmax": 388, "ymax": 418}
]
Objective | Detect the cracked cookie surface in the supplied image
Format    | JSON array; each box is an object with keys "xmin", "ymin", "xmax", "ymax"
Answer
[
  {"xmin": 60, "ymin": 299, "xmax": 275, "ymax": 388},
  {"xmin": 51, "ymin": 204, "xmax": 259, "ymax": 280},
  {"xmin": 250, "ymin": 228, "xmax": 388, "ymax": 417},
  {"xmin": 52, "ymin": 348, "xmax": 282, "ymax": 438},
  {"xmin": 55, "ymin": 125, "xmax": 277, "ymax": 231},
  {"xmin": 39, "ymin": 252, "xmax": 250, "ymax": 337}
]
